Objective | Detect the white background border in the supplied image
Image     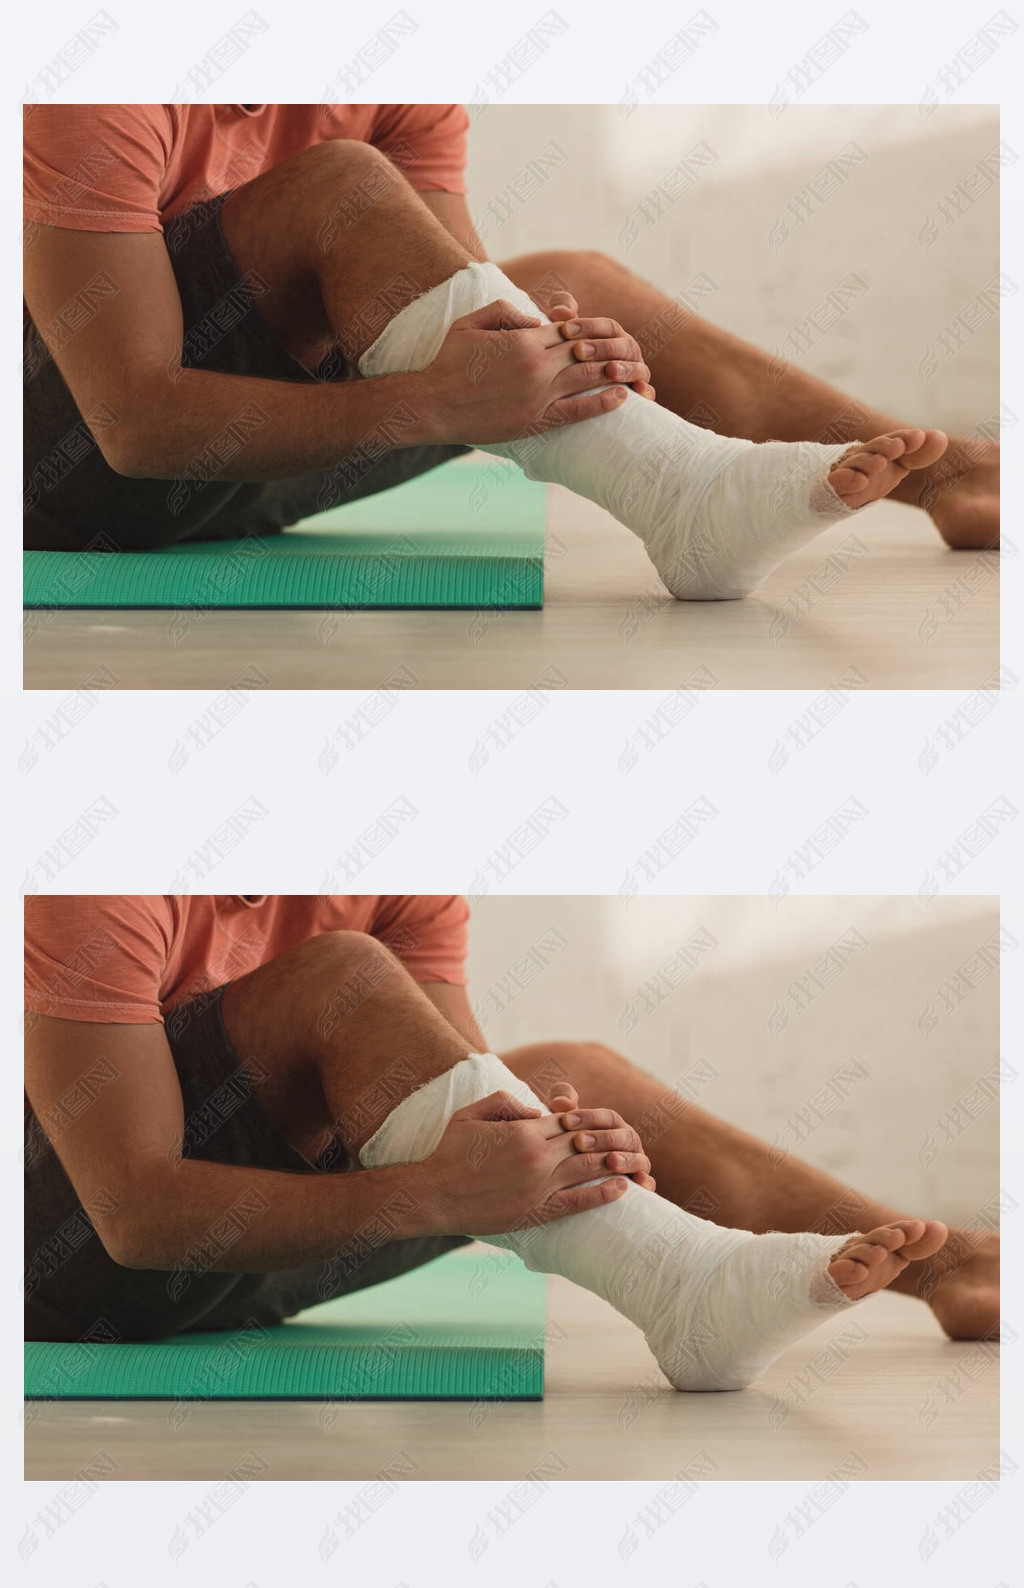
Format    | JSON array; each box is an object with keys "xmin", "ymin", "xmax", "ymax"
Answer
[{"xmin": 8, "ymin": 1, "xmax": 1021, "ymax": 1582}]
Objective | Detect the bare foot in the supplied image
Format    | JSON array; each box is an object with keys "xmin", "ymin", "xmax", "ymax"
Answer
[
  {"xmin": 828, "ymin": 427, "xmax": 949, "ymax": 511},
  {"xmin": 900, "ymin": 1228, "xmax": 1000, "ymax": 1340},
  {"xmin": 921, "ymin": 442, "xmax": 1000, "ymax": 550},
  {"xmin": 827, "ymin": 1218, "xmax": 948, "ymax": 1301}
]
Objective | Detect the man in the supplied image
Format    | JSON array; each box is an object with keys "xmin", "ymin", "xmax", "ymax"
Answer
[
  {"xmin": 25, "ymin": 897, "xmax": 996, "ymax": 1390},
  {"xmin": 24, "ymin": 106, "xmax": 996, "ymax": 599}
]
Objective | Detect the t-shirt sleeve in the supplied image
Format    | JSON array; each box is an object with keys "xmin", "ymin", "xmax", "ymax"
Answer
[
  {"xmin": 370, "ymin": 104, "xmax": 469, "ymax": 192},
  {"xmin": 24, "ymin": 896, "xmax": 174, "ymax": 1023},
  {"xmin": 370, "ymin": 896, "xmax": 470, "ymax": 983},
  {"xmin": 23, "ymin": 105, "xmax": 174, "ymax": 232}
]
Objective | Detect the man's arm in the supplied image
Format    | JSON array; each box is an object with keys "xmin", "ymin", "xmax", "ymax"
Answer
[
  {"xmin": 24, "ymin": 226, "xmax": 450, "ymax": 480},
  {"xmin": 24, "ymin": 1013, "xmax": 446, "ymax": 1270},
  {"xmin": 24, "ymin": 1012, "xmax": 615, "ymax": 1271},
  {"xmin": 24, "ymin": 224, "xmax": 626, "ymax": 481}
]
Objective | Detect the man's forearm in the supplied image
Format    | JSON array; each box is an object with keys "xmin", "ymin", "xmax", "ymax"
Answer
[
  {"xmin": 105, "ymin": 366, "xmax": 440, "ymax": 481},
  {"xmin": 107, "ymin": 1156, "xmax": 443, "ymax": 1273}
]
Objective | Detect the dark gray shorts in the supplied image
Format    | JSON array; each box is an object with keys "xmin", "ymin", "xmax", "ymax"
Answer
[
  {"xmin": 24, "ymin": 987, "xmax": 467, "ymax": 1342},
  {"xmin": 23, "ymin": 192, "xmax": 469, "ymax": 550}
]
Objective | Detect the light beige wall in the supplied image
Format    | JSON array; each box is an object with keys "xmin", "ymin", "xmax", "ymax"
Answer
[
  {"xmin": 466, "ymin": 896, "xmax": 1003, "ymax": 1226},
  {"xmin": 467, "ymin": 105, "xmax": 1001, "ymax": 433}
]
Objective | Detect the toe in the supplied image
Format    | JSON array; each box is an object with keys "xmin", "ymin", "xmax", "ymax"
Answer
[
  {"xmin": 836, "ymin": 1221, "xmax": 918, "ymax": 1265},
  {"xmin": 836, "ymin": 1239, "xmax": 890, "ymax": 1269},
  {"xmin": 859, "ymin": 434, "xmax": 910, "ymax": 461},
  {"xmin": 900, "ymin": 1218, "xmax": 949, "ymax": 1259},
  {"xmin": 913, "ymin": 427, "xmax": 949, "ymax": 468},
  {"xmin": 888, "ymin": 426, "xmax": 948, "ymax": 468},
  {"xmin": 828, "ymin": 1257, "xmax": 869, "ymax": 1286},
  {"xmin": 828, "ymin": 467, "xmax": 874, "ymax": 499},
  {"xmin": 867, "ymin": 1221, "xmax": 922, "ymax": 1251},
  {"xmin": 828, "ymin": 1219, "xmax": 949, "ymax": 1300},
  {"xmin": 829, "ymin": 436, "xmax": 912, "ymax": 505},
  {"xmin": 843, "ymin": 449, "xmax": 890, "ymax": 476}
]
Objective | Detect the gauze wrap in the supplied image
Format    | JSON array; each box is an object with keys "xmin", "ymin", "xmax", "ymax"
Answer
[
  {"xmin": 360, "ymin": 1055, "xmax": 861, "ymax": 1392},
  {"xmin": 359, "ymin": 262, "xmax": 856, "ymax": 601}
]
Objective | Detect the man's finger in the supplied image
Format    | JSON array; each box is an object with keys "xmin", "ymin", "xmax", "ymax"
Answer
[
  {"xmin": 553, "ymin": 1150, "xmax": 651, "ymax": 1187},
  {"xmin": 559, "ymin": 1107, "xmax": 632, "ymax": 1133},
  {"xmin": 450, "ymin": 1089, "xmax": 542, "ymax": 1123},
  {"xmin": 571, "ymin": 335, "xmax": 643, "ymax": 364},
  {"xmin": 603, "ymin": 1150, "xmax": 652, "ymax": 1176},
  {"xmin": 545, "ymin": 294, "xmax": 579, "ymax": 322},
  {"xmin": 558, "ymin": 315, "xmax": 629, "ymax": 342},
  {"xmin": 454, "ymin": 299, "xmax": 542, "ymax": 332},
  {"xmin": 542, "ymin": 388, "xmax": 629, "ymax": 429},
  {"xmin": 569, "ymin": 1125, "xmax": 644, "ymax": 1155},
  {"xmin": 536, "ymin": 1113, "xmax": 586, "ymax": 1145},
  {"xmin": 541, "ymin": 1178, "xmax": 630, "ymax": 1221},
  {"xmin": 551, "ymin": 361, "xmax": 646, "ymax": 399},
  {"xmin": 587, "ymin": 358, "xmax": 651, "ymax": 387}
]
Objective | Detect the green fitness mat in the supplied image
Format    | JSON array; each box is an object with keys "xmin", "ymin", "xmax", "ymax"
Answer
[
  {"xmin": 23, "ymin": 462, "xmax": 545, "ymax": 611},
  {"xmin": 24, "ymin": 1252, "xmax": 546, "ymax": 1402}
]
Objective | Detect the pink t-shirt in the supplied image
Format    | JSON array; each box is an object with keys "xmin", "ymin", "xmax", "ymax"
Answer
[
  {"xmin": 24, "ymin": 895, "xmax": 470, "ymax": 1024},
  {"xmin": 23, "ymin": 103, "xmax": 470, "ymax": 233}
]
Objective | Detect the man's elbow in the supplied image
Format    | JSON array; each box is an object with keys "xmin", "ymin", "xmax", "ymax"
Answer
[
  {"xmin": 94, "ymin": 1181, "xmax": 181, "ymax": 1270},
  {"xmin": 90, "ymin": 390, "xmax": 177, "ymax": 478},
  {"xmin": 103, "ymin": 1237, "xmax": 153, "ymax": 1270},
  {"xmin": 105, "ymin": 450, "xmax": 152, "ymax": 481},
  {"xmin": 98, "ymin": 427, "xmax": 162, "ymax": 480},
  {"xmin": 97, "ymin": 1217, "xmax": 164, "ymax": 1270}
]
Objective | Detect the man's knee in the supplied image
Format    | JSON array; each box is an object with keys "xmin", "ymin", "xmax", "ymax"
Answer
[
  {"xmin": 305, "ymin": 928, "xmax": 400, "ymax": 976},
  {"xmin": 289, "ymin": 140, "xmax": 411, "ymax": 251},
  {"xmin": 287, "ymin": 137, "xmax": 394, "ymax": 183},
  {"xmin": 504, "ymin": 1038, "xmax": 625, "ymax": 1101},
  {"xmin": 501, "ymin": 248, "xmax": 626, "ymax": 307},
  {"xmin": 285, "ymin": 931, "xmax": 404, "ymax": 1044},
  {"xmin": 224, "ymin": 139, "xmax": 409, "ymax": 258}
]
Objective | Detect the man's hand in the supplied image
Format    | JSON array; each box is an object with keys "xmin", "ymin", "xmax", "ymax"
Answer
[
  {"xmin": 419, "ymin": 299, "xmax": 652, "ymax": 445},
  {"xmin": 548, "ymin": 291, "xmax": 657, "ymax": 404},
  {"xmin": 536, "ymin": 1079, "xmax": 654, "ymax": 1194},
  {"xmin": 422, "ymin": 1089, "xmax": 654, "ymax": 1236},
  {"xmin": 547, "ymin": 1083, "xmax": 656, "ymax": 1193}
]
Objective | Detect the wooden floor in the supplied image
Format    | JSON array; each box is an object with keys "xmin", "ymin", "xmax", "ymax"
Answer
[
  {"xmin": 23, "ymin": 489, "xmax": 998, "ymax": 691},
  {"xmin": 24, "ymin": 1274, "xmax": 996, "ymax": 1482}
]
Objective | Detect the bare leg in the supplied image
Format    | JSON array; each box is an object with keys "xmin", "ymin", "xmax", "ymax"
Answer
[
  {"xmin": 218, "ymin": 141, "xmax": 476, "ymax": 373},
  {"xmin": 216, "ymin": 934, "xmax": 644, "ymax": 1195},
  {"xmin": 501, "ymin": 248, "xmax": 999, "ymax": 550},
  {"xmin": 219, "ymin": 931, "xmax": 476, "ymax": 1166},
  {"xmin": 502, "ymin": 1039, "xmax": 999, "ymax": 1341}
]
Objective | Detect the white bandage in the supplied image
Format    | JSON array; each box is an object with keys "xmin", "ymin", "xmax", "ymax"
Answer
[
  {"xmin": 359, "ymin": 1052, "xmax": 546, "ymax": 1164},
  {"xmin": 360, "ymin": 1055, "xmax": 861, "ymax": 1392},
  {"xmin": 358, "ymin": 261, "xmax": 856, "ymax": 601}
]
